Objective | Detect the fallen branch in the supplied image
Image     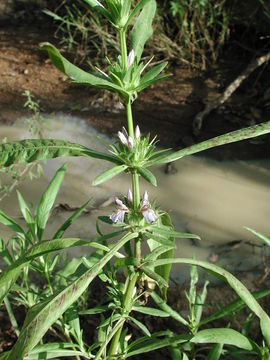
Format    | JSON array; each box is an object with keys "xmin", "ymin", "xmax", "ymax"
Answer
[{"xmin": 193, "ymin": 51, "xmax": 270, "ymax": 135}]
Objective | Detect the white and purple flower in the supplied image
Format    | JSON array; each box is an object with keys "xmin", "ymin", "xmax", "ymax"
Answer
[
  {"xmin": 110, "ymin": 197, "xmax": 129, "ymax": 223},
  {"xmin": 139, "ymin": 191, "xmax": 157, "ymax": 223}
]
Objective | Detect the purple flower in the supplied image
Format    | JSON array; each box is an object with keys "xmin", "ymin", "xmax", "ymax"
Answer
[
  {"xmin": 139, "ymin": 191, "xmax": 157, "ymax": 223},
  {"xmin": 118, "ymin": 130, "xmax": 128, "ymax": 146},
  {"xmin": 127, "ymin": 136, "xmax": 134, "ymax": 149},
  {"xmin": 110, "ymin": 197, "xmax": 129, "ymax": 223}
]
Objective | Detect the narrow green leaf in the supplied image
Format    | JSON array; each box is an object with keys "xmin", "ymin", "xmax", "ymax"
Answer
[
  {"xmin": 7, "ymin": 232, "xmax": 137, "ymax": 360},
  {"xmin": 36, "ymin": 164, "xmax": 66, "ymax": 240},
  {"xmin": 145, "ymin": 245, "xmax": 175, "ymax": 262},
  {"xmin": 0, "ymin": 210, "xmax": 25, "ymax": 236},
  {"xmin": 137, "ymin": 166, "xmax": 157, "ymax": 186},
  {"xmin": 41, "ymin": 43, "xmax": 128, "ymax": 97},
  {"xmin": 0, "ymin": 139, "xmax": 120, "ymax": 168},
  {"xmin": 191, "ymin": 328, "xmax": 253, "ymax": 351},
  {"xmin": 24, "ymin": 342, "xmax": 86, "ymax": 359},
  {"xmin": 79, "ymin": 306, "xmax": 107, "ymax": 315},
  {"xmin": 129, "ymin": 316, "xmax": 151, "ymax": 337},
  {"xmin": 0, "ymin": 231, "xmax": 123, "ymax": 304},
  {"xmin": 16, "ymin": 191, "xmax": 35, "ymax": 237},
  {"xmin": 127, "ymin": 334, "xmax": 190, "ymax": 357},
  {"xmin": 124, "ymin": 0, "xmax": 150, "ymax": 29},
  {"xmin": 130, "ymin": 0, "xmax": 156, "ymax": 62},
  {"xmin": 195, "ymin": 280, "xmax": 209, "ymax": 326},
  {"xmin": 114, "ymin": 257, "xmax": 140, "ymax": 268},
  {"xmin": 132, "ymin": 306, "xmax": 169, "ymax": 317},
  {"xmin": 244, "ymin": 227, "xmax": 270, "ymax": 247},
  {"xmin": 150, "ymin": 225, "xmax": 200, "ymax": 240},
  {"xmin": 151, "ymin": 120, "xmax": 270, "ymax": 165},
  {"xmin": 206, "ymin": 344, "xmax": 224, "ymax": 360},
  {"xmin": 150, "ymin": 291, "xmax": 189, "ymax": 326},
  {"xmin": 83, "ymin": 0, "xmax": 111, "ymax": 19},
  {"xmin": 136, "ymin": 62, "xmax": 169, "ymax": 92},
  {"xmin": 53, "ymin": 199, "xmax": 91, "ymax": 239},
  {"xmin": 92, "ymin": 165, "xmax": 128, "ymax": 186},
  {"xmin": 200, "ymin": 288, "xmax": 270, "ymax": 326},
  {"xmin": 145, "ymin": 258, "xmax": 270, "ymax": 345}
]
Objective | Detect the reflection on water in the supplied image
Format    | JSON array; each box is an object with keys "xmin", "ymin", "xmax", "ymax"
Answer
[{"xmin": 1, "ymin": 114, "xmax": 269, "ymax": 279}]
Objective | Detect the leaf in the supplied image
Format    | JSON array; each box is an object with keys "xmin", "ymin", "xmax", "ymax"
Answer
[
  {"xmin": 79, "ymin": 306, "xmax": 107, "ymax": 315},
  {"xmin": 140, "ymin": 265, "xmax": 168, "ymax": 289},
  {"xmin": 24, "ymin": 342, "xmax": 87, "ymax": 359},
  {"xmin": 150, "ymin": 120, "xmax": 270, "ymax": 165},
  {"xmin": 136, "ymin": 62, "xmax": 169, "ymax": 92},
  {"xmin": 41, "ymin": 43, "xmax": 128, "ymax": 97},
  {"xmin": 244, "ymin": 227, "xmax": 270, "ymax": 247},
  {"xmin": 206, "ymin": 344, "xmax": 224, "ymax": 360},
  {"xmin": 0, "ymin": 139, "xmax": 120, "ymax": 169},
  {"xmin": 124, "ymin": 0, "xmax": 151, "ymax": 29},
  {"xmin": 53, "ymin": 199, "xmax": 91, "ymax": 239},
  {"xmin": 130, "ymin": 0, "xmax": 156, "ymax": 62},
  {"xmin": 127, "ymin": 333, "xmax": 190, "ymax": 357},
  {"xmin": 145, "ymin": 258, "xmax": 270, "ymax": 346},
  {"xmin": 150, "ymin": 225, "xmax": 201, "ymax": 240},
  {"xmin": 150, "ymin": 291, "xmax": 189, "ymax": 326},
  {"xmin": 191, "ymin": 328, "xmax": 253, "ymax": 351},
  {"xmin": 16, "ymin": 191, "xmax": 35, "ymax": 237},
  {"xmin": 0, "ymin": 231, "xmax": 123, "ymax": 304},
  {"xmin": 82, "ymin": 0, "xmax": 111, "ymax": 19},
  {"xmin": 7, "ymin": 232, "xmax": 137, "ymax": 360},
  {"xmin": 129, "ymin": 316, "xmax": 151, "ymax": 337},
  {"xmin": 137, "ymin": 166, "xmax": 157, "ymax": 186},
  {"xmin": 92, "ymin": 165, "xmax": 128, "ymax": 186},
  {"xmin": 36, "ymin": 164, "xmax": 66, "ymax": 240},
  {"xmin": 200, "ymin": 288, "xmax": 270, "ymax": 326},
  {"xmin": 0, "ymin": 210, "xmax": 25, "ymax": 236},
  {"xmin": 132, "ymin": 305, "xmax": 169, "ymax": 317}
]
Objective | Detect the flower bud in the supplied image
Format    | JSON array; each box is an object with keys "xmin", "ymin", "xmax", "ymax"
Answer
[
  {"xmin": 128, "ymin": 49, "xmax": 135, "ymax": 68},
  {"xmin": 127, "ymin": 189, "xmax": 133, "ymax": 203},
  {"xmin": 143, "ymin": 191, "xmax": 149, "ymax": 203},
  {"xmin": 128, "ymin": 136, "xmax": 134, "ymax": 149},
  {"xmin": 122, "ymin": 126, "xmax": 129, "ymax": 139},
  {"xmin": 118, "ymin": 131, "xmax": 128, "ymax": 145},
  {"xmin": 135, "ymin": 125, "xmax": 140, "ymax": 139}
]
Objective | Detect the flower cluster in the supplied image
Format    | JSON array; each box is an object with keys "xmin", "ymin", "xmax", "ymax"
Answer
[
  {"xmin": 117, "ymin": 125, "xmax": 140, "ymax": 150},
  {"xmin": 110, "ymin": 190, "xmax": 157, "ymax": 224}
]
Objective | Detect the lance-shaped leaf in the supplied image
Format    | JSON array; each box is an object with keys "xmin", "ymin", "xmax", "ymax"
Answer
[
  {"xmin": 144, "ymin": 258, "xmax": 270, "ymax": 346},
  {"xmin": 7, "ymin": 232, "xmax": 137, "ymax": 360},
  {"xmin": 0, "ymin": 139, "xmax": 120, "ymax": 168},
  {"xmin": 150, "ymin": 120, "xmax": 270, "ymax": 165},
  {"xmin": 92, "ymin": 164, "xmax": 128, "ymax": 186},
  {"xmin": 136, "ymin": 62, "xmax": 169, "ymax": 93},
  {"xmin": 130, "ymin": 0, "xmax": 156, "ymax": 63},
  {"xmin": 191, "ymin": 328, "xmax": 253, "ymax": 351},
  {"xmin": 41, "ymin": 43, "xmax": 128, "ymax": 98},
  {"xmin": 124, "ymin": 0, "xmax": 151, "ymax": 29},
  {"xmin": 36, "ymin": 164, "xmax": 66, "ymax": 240},
  {"xmin": 16, "ymin": 191, "xmax": 35, "ymax": 238},
  {"xmin": 0, "ymin": 210, "xmax": 25, "ymax": 236},
  {"xmin": 0, "ymin": 231, "xmax": 124, "ymax": 304},
  {"xmin": 53, "ymin": 199, "xmax": 91, "ymax": 239},
  {"xmin": 83, "ymin": 0, "xmax": 111, "ymax": 19},
  {"xmin": 244, "ymin": 227, "xmax": 270, "ymax": 247},
  {"xmin": 137, "ymin": 166, "xmax": 157, "ymax": 186}
]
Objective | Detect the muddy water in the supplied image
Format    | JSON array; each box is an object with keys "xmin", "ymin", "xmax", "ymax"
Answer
[{"xmin": 1, "ymin": 115, "xmax": 270, "ymax": 280}]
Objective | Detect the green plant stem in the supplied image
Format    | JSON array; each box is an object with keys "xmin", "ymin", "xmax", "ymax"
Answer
[
  {"xmin": 4, "ymin": 296, "xmax": 20, "ymax": 337},
  {"xmin": 108, "ymin": 273, "xmax": 138, "ymax": 357},
  {"xmin": 119, "ymin": 29, "xmax": 128, "ymax": 71}
]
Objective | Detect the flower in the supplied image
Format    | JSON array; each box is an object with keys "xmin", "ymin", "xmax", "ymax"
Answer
[
  {"xmin": 117, "ymin": 126, "xmax": 141, "ymax": 150},
  {"xmin": 110, "ymin": 197, "xmax": 129, "ymax": 223},
  {"xmin": 139, "ymin": 191, "xmax": 157, "ymax": 223}
]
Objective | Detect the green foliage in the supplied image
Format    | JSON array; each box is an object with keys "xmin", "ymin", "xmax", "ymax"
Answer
[{"xmin": 1, "ymin": 0, "xmax": 270, "ymax": 358}]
